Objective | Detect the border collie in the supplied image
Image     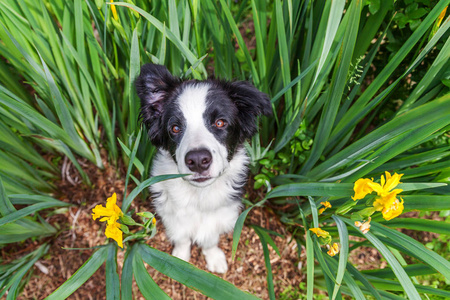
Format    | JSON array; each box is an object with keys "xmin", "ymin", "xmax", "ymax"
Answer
[{"xmin": 136, "ymin": 64, "xmax": 271, "ymax": 273}]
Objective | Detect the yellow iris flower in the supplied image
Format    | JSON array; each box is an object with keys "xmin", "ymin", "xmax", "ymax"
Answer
[
  {"xmin": 352, "ymin": 178, "xmax": 374, "ymax": 201},
  {"xmin": 436, "ymin": 6, "xmax": 448, "ymax": 28},
  {"xmin": 318, "ymin": 201, "xmax": 332, "ymax": 214},
  {"xmin": 369, "ymin": 172, "xmax": 404, "ymax": 220},
  {"xmin": 327, "ymin": 243, "xmax": 339, "ymax": 256},
  {"xmin": 352, "ymin": 171, "xmax": 405, "ymax": 221},
  {"xmin": 380, "ymin": 197, "xmax": 404, "ymax": 221},
  {"xmin": 355, "ymin": 217, "xmax": 371, "ymax": 234},
  {"xmin": 110, "ymin": 0, "xmax": 119, "ymax": 21},
  {"xmin": 92, "ymin": 193, "xmax": 124, "ymax": 248},
  {"xmin": 309, "ymin": 227, "xmax": 330, "ymax": 238},
  {"xmin": 367, "ymin": 171, "xmax": 403, "ymax": 198}
]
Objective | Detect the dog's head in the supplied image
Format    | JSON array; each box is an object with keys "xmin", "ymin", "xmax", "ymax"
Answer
[{"xmin": 136, "ymin": 64, "xmax": 272, "ymax": 187}]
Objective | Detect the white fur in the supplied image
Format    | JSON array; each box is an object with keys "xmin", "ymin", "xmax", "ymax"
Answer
[
  {"xmin": 150, "ymin": 84, "xmax": 249, "ymax": 273},
  {"xmin": 175, "ymin": 84, "xmax": 229, "ymax": 187}
]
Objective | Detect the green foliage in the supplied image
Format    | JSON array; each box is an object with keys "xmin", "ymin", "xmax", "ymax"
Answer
[{"xmin": 0, "ymin": 0, "xmax": 449, "ymax": 298}]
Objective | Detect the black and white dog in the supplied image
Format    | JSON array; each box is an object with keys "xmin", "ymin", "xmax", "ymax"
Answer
[{"xmin": 136, "ymin": 64, "xmax": 271, "ymax": 273}]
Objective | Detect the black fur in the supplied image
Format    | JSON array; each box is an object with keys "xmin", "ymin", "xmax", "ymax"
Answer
[{"xmin": 136, "ymin": 63, "xmax": 272, "ymax": 159}]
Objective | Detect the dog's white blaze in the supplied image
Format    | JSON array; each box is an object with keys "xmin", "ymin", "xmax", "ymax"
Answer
[{"xmin": 175, "ymin": 84, "xmax": 229, "ymax": 185}]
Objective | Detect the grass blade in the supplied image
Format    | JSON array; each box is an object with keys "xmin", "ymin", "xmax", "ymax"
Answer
[
  {"xmin": 251, "ymin": 225, "xmax": 276, "ymax": 300},
  {"xmin": 339, "ymin": 217, "xmax": 421, "ymax": 300},
  {"xmin": 232, "ymin": 206, "xmax": 253, "ymax": 261},
  {"xmin": 133, "ymin": 249, "xmax": 170, "ymax": 300},
  {"xmin": 137, "ymin": 244, "xmax": 259, "ymax": 299},
  {"xmin": 331, "ymin": 215, "xmax": 349, "ymax": 300},
  {"xmin": 122, "ymin": 174, "xmax": 187, "ymax": 212},
  {"xmin": 106, "ymin": 244, "xmax": 120, "ymax": 300}
]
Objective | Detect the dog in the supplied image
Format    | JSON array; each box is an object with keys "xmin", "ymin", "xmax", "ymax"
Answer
[{"xmin": 135, "ymin": 64, "xmax": 271, "ymax": 273}]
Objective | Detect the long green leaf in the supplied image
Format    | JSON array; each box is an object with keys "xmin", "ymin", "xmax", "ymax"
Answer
[
  {"xmin": 106, "ymin": 244, "xmax": 120, "ymax": 300},
  {"xmin": 137, "ymin": 244, "xmax": 259, "ymax": 300},
  {"xmin": 370, "ymin": 221, "xmax": 450, "ymax": 281},
  {"xmin": 121, "ymin": 244, "xmax": 136, "ymax": 300},
  {"xmin": 309, "ymin": 94, "xmax": 450, "ymax": 179},
  {"xmin": 232, "ymin": 206, "xmax": 253, "ymax": 261},
  {"xmin": 251, "ymin": 225, "xmax": 275, "ymax": 300},
  {"xmin": 133, "ymin": 249, "xmax": 170, "ymax": 300},
  {"xmin": 0, "ymin": 201, "xmax": 70, "ymax": 227},
  {"xmin": 331, "ymin": 215, "xmax": 349, "ymax": 300},
  {"xmin": 339, "ymin": 217, "xmax": 420, "ymax": 300},
  {"xmin": 45, "ymin": 246, "xmax": 108, "ymax": 300},
  {"xmin": 122, "ymin": 174, "xmax": 187, "ymax": 212},
  {"xmin": 113, "ymin": 2, "xmax": 206, "ymax": 77},
  {"xmin": 379, "ymin": 218, "xmax": 450, "ymax": 235}
]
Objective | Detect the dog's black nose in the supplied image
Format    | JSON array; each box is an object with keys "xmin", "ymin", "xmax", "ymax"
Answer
[{"xmin": 185, "ymin": 149, "xmax": 212, "ymax": 173}]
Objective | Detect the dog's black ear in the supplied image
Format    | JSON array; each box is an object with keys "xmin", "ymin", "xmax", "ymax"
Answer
[
  {"xmin": 135, "ymin": 64, "xmax": 179, "ymax": 146},
  {"xmin": 135, "ymin": 64, "xmax": 178, "ymax": 117},
  {"xmin": 227, "ymin": 81, "xmax": 272, "ymax": 141}
]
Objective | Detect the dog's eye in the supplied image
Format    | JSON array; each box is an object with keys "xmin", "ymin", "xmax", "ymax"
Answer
[
  {"xmin": 171, "ymin": 125, "xmax": 181, "ymax": 134},
  {"xmin": 214, "ymin": 119, "xmax": 227, "ymax": 128}
]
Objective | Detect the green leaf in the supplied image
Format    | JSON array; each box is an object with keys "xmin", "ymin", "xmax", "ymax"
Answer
[
  {"xmin": 331, "ymin": 215, "xmax": 349, "ymax": 300},
  {"xmin": 216, "ymin": 0, "xmax": 259, "ymax": 86},
  {"xmin": 0, "ymin": 177, "xmax": 15, "ymax": 216},
  {"xmin": 379, "ymin": 218, "xmax": 450, "ymax": 235},
  {"xmin": 133, "ymin": 249, "xmax": 170, "ymax": 300},
  {"xmin": 127, "ymin": 27, "xmax": 140, "ymax": 135},
  {"xmin": 404, "ymin": 195, "xmax": 450, "ymax": 211},
  {"xmin": 113, "ymin": 2, "xmax": 206, "ymax": 77},
  {"xmin": 121, "ymin": 245, "xmax": 135, "ymax": 300},
  {"xmin": 310, "ymin": 94, "xmax": 450, "ymax": 180},
  {"xmin": 106, "ymin": 244, "xmax": 120, "ymax": 300},
  {"xmin": 137, "ymin": 244, "xmax": 259, "ymax": 299},
  {"xmin": 122, "ymin": 174, "xmax": 187, "ymax": 212},
  {"xmin": 267, "ymin": 183, "xmax": 353, "ymax": 198},
  {"xmin": 370, "ymin": 221, "xmax": 450, "ymax": 281},
  {"xmin": 363, "ymin": 264, "xmax": 438, "ymax": 279},
  {"xmin": 339, "ymin": 217, "xmax": 421, "ymax": 300},
  {"xmin": 122, "ymin": 128, "xmax": 142, "ymax": 204},
  {"xmin": 0, "ymin": 201, "xmax": 70, "ymax": 227},
  {"xmin": 232, "ymin": 206, "xmax": 253, "ymax": 261},
  {"xmin": 251, "ymin": 225, "xmax": 276, "ymax": 300},
  {"xmin": 45, "ymin": 246, "xmax": 108, "ymax": 300},
  {"xmin": 1, "ymin": 243, "xmax": 49, "ymax": 299}
]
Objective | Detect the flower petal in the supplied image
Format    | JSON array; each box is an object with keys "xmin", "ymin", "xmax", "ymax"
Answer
[
  {"xmin": 352, "ymin": 178, "xmax": 375, "ymax": 200},
  {"xmin": 327, "ymin": 243, "xmax": 339, "ymax": 256},
  {"xmin": 309, "ymin": 228, "xmax": 330, "ymax": 238},
  {"xmin": 105, "ymin": 222, "xmax": 123, "ymax": 248},
  {"xmin": 382, "ymin": 198, "xmax": 404, "ymax": 221},
  {"xmin": 384, "ymin": 173, "xmax": 403, "ymax": 192},
  {"xmin": 92, "ymin": 205, "xmax": 113, "ymax": 220}
]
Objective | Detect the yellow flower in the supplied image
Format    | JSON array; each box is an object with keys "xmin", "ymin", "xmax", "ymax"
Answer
[
  {"xmin": 352, "ymin": 171, "xmax": 404, "ymax": 221},
  {"xmin": 92, "ymin": 193, "xmax": 124, "ymax": 248},
  {"xmin": 309, "ymin": 227, "xmax": 330, "ymax": 238},
  {"xmin": 327, "ymin": 243, "xmax": 339, "ymax": 256},
  {"xmin": 110, "ymin": 0, "xmax": 119, "ymax": 21},
  {"xmin": 436, "ymin": 6, "xmax": 448, "ymax": 28},
  {"xmin": 105, "ymin": 221, "xmax": 123, "ymax": 248},
  {"xmin": 381, "ymin": 197, "xmax": 404, "ymax": 221},
  {"xmin": 367, "ymin": 171, "xmax": 403, "ymax": 198},
  {"xmin": 352, "ymin": 178, "xmax": 374, "ymax": 200},
  {"xmin": 318, "ymin": 201, "xmax": 332, "ymax": 214},
  {"xmin": 355, "ymin": 217, "xmax": 371, "ymax": 234},
  {"xmin": 368, "ymin": 172, "xmax": 404, "ymax": 220}
]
